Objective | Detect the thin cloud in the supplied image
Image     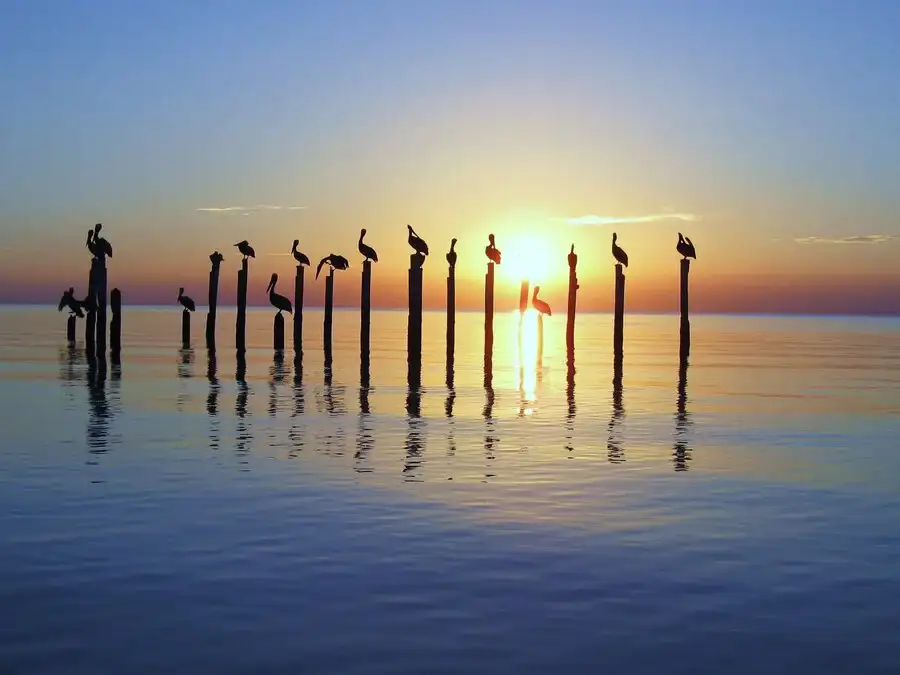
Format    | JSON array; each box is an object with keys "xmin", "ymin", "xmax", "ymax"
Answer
[
  {"xmin": 794, "ymin": 235, "xmax": 896, "ymax": 245},
  {"xmin": 561, "ymin": 213, "xmax": 698, "ymax": 227},
  {"xmin": 196, "ymin": 205, "xmax": 307, "ymax": 213}
]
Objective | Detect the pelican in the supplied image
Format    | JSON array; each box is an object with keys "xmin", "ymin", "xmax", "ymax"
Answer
[
  {"xmin": 407, "ymin": 224, "xmax": 429, "ymax": 256},
  {"xmin": 532, "ymin": 286, "xmax": 552, "ymax": 316},
  {"xmin": 446, "ymin": 238, "xmax": 458, "ymax": 267},
  {"xmin": 93, "ymin": 224, "xmax": 113, "ymax": 259},
  {"xmin": 485, "ymin": 233, "xmax": 501, "ymax": 264},
  {"xmin": 568, "ymin": 244, "xmax": 577, "ymax": 269},
  {"xmin": 178, "ymin": 288, "xmax": 196, "ymax": 312},
  {"xmin": 358, "ymin": 229, "xmax": 378, "ymax": 263},
  {"xmin": 234, "ymin": 240, "xmax": 256, "ymax": 259},
  {"xmin": 315, "ymin": 254, "xmax": 350, "ymax": 280},
  {"xmin": 291, "ymin": 240, "xmax": 310, "ymax": 266},
  {"xmin": 677, "ymin": 233, "xmax": 697, "ymax": 260},
  {"xmin": 612, "ymin": 233, "xmax": 628, "ymax": 267},
  {"xmin": 210, "ymin": 251, "xmax": 224, "ymax": 266},
  {"xmin": 58, "ymin": 287, "xmax": 84, "ymax": 318},
  {"xmin": 266, "ymin": 273, "xmax": 293, "ymax": 314},
  {"xmin": 86, "ymin": 229, "xmax": 98, "ymax": 257}
]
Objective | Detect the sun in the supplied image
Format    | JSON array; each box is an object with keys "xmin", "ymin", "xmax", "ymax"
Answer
[{"xmin": 500, "ymin": 233, "xmax": 554, "ymax": 285}]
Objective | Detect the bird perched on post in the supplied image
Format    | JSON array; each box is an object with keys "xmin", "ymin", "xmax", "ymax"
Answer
[
  {"xmin": 291, "ymin": 240, "xmax": 310, "ymax": 266},
  {"xmin": 234, "ymin": 240, "xmax": 255, "ymax": 259},
  {"xmin": 446, "ymin": 238, "xmax": 458, "ymax": 268},
  {"xmin": 178, "ymin": 288, "xmax": 196, "ymax": 312},
  {"xmin": 676, "ymin": 233, "xmax": 697, "ymax": 260},
  {"xmin": 92, "ymin": 224, "xmax": 113, "ymax": 259},
  {"xmin": 358, "ymin": 229, "xmax": 378, "ymax": 263},
  {"xmin": 58, "ymin": 288, "xmax": 85, "ymax": 318},
  {"xmin": 568, "ymin": 244, "xmax": 577, "ymax": 270},
  {"xmin": 407, "ymin": 224, "xmax": 429, "ymax": 257},
  {"xmin": 612, "ymin": 233, "xmax": 628, "ymax": 267},
  {"xmin": 316, "ymin": 253, "xmax": 350, "ymax": 279},
  {"xmin": 532, "ymin": 286, "xmax": 552, "ymax": 316},
  {"xmin": 209, "ymin": 251, "xmax": 224, "ymax": 267},
  {"xmin": 485, "ymin": 234, "xmax": 501, "ymax": 264},
  {"xmin": 266, "ymin": 274, "xmax": 293, "ymax": 314}
]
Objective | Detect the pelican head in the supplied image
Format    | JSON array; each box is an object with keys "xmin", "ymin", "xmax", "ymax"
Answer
[
  {"xmin": 178, "ymin": 287, "xmax": 184, "ymax": 297},
  {"xmin": 292, "ymin": 239, "xmax": 299, "ymax": 249},
  {"xmin": 451, "ymin": 238, "xmax": 457, "ymax": 247},
  {"xmin": 361, "ymin": 228, "xmax": 367, "ymax": 236},
  {"xmin": 267, "ymin": 273, "xmax": 278, "ymax": 293},
  {"xmin": 489, "ymin": 233, "xmax": 495, "ymax": 245},
  {"xmin": 94, "ymin": 223, "xmax": 102, "ymax": 234},
  {"xmin": 613, "ymin": 232, "xmax": 618, "ymax": 242},
  {"xmin": 407, "ymin": 224, "xmax": 413, "ymax": 233},
  {"xmin": 533, "ymin": 285, "xmax": 541, "ymax": 296},
  {"xmin": 678, "ymin": 232, "xmax": 684, "ymax": 240},
  {"xmin": 570, "ymin": 244, "xmax": 575, "ymax": 253},
  {"xmin": 234, "ymin": 240, "xmax": 246, "ymax": 248}
]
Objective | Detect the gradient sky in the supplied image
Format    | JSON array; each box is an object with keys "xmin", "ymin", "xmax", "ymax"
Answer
[{"xmin": 2, "ymin": 0, "xmax": 900, "ymax": 313}]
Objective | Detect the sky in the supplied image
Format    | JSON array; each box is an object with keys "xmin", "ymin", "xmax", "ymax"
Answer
[{"xmin": 2, "ymin": 0, "xmax": 900, "ymax": 314}]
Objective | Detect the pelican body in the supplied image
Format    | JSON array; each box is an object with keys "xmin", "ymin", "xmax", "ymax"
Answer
[
  {"xmin": 235, "ymin": 240, "xmax": 256, "ymax": 259},
  {"xmin": 92, "ymin": 223, "xmax": 113, "ymax": 259},
  {"xmin": 407, "ymin": 225, "xmax": 429, "ymax": 257},
  {"xmin": 316, "ymin": 254, "xmax": 350, "ymax": 280},
  {"xmin": 677, "ymin": 233, "xmax": 697, "ymax": 260},
  {"xmin": 446, "ymin": 238, "xmax": 458, "ymax": 267},
  {"xmin": 568, "ymin": 244, "xmax": 577, "ymax": 269},
  {"xmin": 58, "ymin": 287, "xmax": 85, "ymax": 318},
  {"xmin": 291, "ymin": 240, "xmax": 310, "ymax": 266},
  {"xmin": 210, "ymin": 251, "xmax": 224, "ymax": 267},
  {"xmin": 533, "ymin": 286, "xmax": 552, "ymax": 316},
  {"xmin": 178, "ymin": 288, "xmax": 196, "ymax": 312},
  {"xmin": 485, "ymin": 233, "xmax": 501, "ymax": 264},
  {"xmin": 266, "ymin": 273, "xmax": 293, "ymax": 314},
  {"xmin": 358, "ymin": 229, "xmax": 378, "ymax": 263},
  {"xmin": 612, "ymin": 233, "xmax": 628, "ymax": 267}
]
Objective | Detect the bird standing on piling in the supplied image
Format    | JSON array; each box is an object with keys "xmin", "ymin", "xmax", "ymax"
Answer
[
  {"xmin": 58, "ymin": 288, "xmax": 85, "ymax": 318},
  {"xmin": 291, "ymin": 240, "xmax": 310, "ymax": 266},
  {"xmin": 568, "ymin": 244, "xmax": 577, "ymax": 269},
  {"xmin": 532, "ymin": 286, "xmax": 552, "ymax": 316},
  {"xmin": 178, "ymin": 288, "xmax": 196, "ymax": 312},
  {"xmin": 677, "ymin": 233, "xmax": 697, "ymax": 260},
  {"xmin": 612, "ymin": 233, "xmax": 628, "ymax": 267},
  {"xmin": 266, "ymin": 274, "xmax": 293, "ymax": 314},
  {"xmin": 316, "ymin": 254, "xmax": 350, "ymax": 280},
  {"xmin": 407, "ymin": 225, "xmax": 429, "ymax": 257},
  {"xmin": 358, "ymin": 229, "xmax": 378, "ymax": 263},
  {"xmin": 93, "ymin": 224, "xmax": 113, "ymax": 259},
  {"xmin": 210, "ymin": 251, "xmax": 224, "ymax": 267},
  {"xmin": 235, "ymin": 240, "xmax": 256, "ymax": 259},
  {"xmin": 86, "ymin": 230, "xmax": 98, "ymax": 258},
  {"xmin": 485, "ymin": 234, "xmax": 501, "ymax": 264},
  {"xmin": 446, "ymin": 238, "xmax": 458, "ymax": 267}
]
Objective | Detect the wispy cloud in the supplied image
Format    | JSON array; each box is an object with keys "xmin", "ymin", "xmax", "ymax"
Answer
[
  {"xmin": 196, "ymin": 205, "xmax": 307, "ymax": 213},
  {"xmin": 794, "ymin": 235, "xmax": 896, "ymax": 245},
  {"xmin": 560, "ymin": 213, "xmax": 698, "ymax": 227}
]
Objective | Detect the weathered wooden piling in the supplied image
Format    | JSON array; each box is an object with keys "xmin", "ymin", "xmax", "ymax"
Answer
[
  {"xmin": 614, "ymin": 263, "xmax": 626, "ymax": 359},
  {"xmin": 85, "ymin": 262, "xmax": 97, "ymax": 354},
  {"xmin": 519, "ymin": 280, "xmax": 529, "ymax": 315},
  {"xmin": 485, "ymin": 262, "xmax": 495, "ymax": 367},
  {"xmin": 206, "ymin": 254, "xmax": 222, "ymax": 351},
  {"xmin": 446, "ymin": 261, "xmax": 455, "ymax": 369},
  {"xmin": 94, "ymin": 258, "xmax": 108, "ymax": 356},
  {"xmin": 274, "ymin": 313, "xmax": 285, "ymax": 351},
  {"xmin": 293, "ymin": 265, "xmax": 305, "ymax": 355},
  {"xmin": 324, "ymin": 268, "xmax": 334, "ymax": 354},
  {"xmin": 110, "ymin": 288, "xmax": 121, "ymax": 354},
  {"xmin": 236, "ymin": 259, "xmax": 248, "ymax": 353},
  {"xmin": 66, "ymin": 316, "xmax": 76, "ymax": 344},
  {"xmin": 408, "ymin": 254, "xmax": 424, "ymax": 379},
  {"xmin": 679, "ymin": 259, "xmax": 691, "ymax": 364},
  {"xmin": 182, "ymin": 309, "xmax": 191, "ymax": 348},
  {"xmin": 361, "ymin": 260, "xmax": 372, "ymax": 368},
  {"xmin": 566, "ymin": 247, "xmax": 578, "ymax": 351}
]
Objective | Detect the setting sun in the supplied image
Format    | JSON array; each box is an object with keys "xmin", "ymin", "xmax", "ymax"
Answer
[{"xmin": 500, "ymin": 233, "xmax": 556, "ymax": 285}]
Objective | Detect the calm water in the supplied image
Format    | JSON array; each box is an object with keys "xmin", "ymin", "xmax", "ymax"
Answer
[{"xmin": 2, "ymin": 306, "xmax": 900, "ymax": 674}]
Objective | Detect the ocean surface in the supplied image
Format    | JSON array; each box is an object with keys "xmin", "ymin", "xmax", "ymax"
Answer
[{"xmin": 2, "ymin": 305, "xmax": 900, "ymax": 674}]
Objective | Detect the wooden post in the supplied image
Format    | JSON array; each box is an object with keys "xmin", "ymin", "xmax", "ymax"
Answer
[
  {"xmin": 66, "ymin": 316, "xmax": 76, "ymax": 344},
  {"xmin": 182, "ymin": 309, "xmax": 191, "ymax": 348},
  {"xmin": 680, "ymin": 259, "xmax": 691, "ymax": 364},
  {"xmin": 110, "ymin": 288, "xmax": 121, "ymax": 354},
  {"xmin": 85, "ymin": 261, "xmax": 97, "ymax": 354},
  {"xmin": 518, "ymin": 280, "xmax": 529, "ymax": 314},
  {"xmin": 361, "ymin": 260, "xmax": 372, "ymax": 368},
  {"xmin": 274, "ymin": 313, "xmax": 285, "ymax": 351},
  {"xmin": 206, "ymin": 256, "xmax": 221, "ymax": 351},
  {"xmin": 537, "ymin": 313, "xmax": 544, "ymax": 366},
  {"xmin": 408, "ymin": 254, "xmax": 423, "ymax": 384},
  {"xmin": 324, "ymin": 268, "xmax": 334, "ymax": 355},
  {"xmin": 236, "ymin": 258, "xmax": 248, "ymax": 353},
  {"xmin": 293, "ymin": 265, "xmax": 305, "ymax": 355},
  {"xmin": 94, "ymin": 258, "xmax": 107, "ymax": 356},
  {"xmin": 446, "ymin": 264, "xmax": 455, "ymax": 369},
  {"xmin": 614, "ymin": 263, "xmax": 625, "ymax": 359},
  {"xmin": 566, "ymin": 254, "xmax": 578, "ymax": 352},
  {"xmin": 485, "ymin": 262, "xmax": 495, "ymax": 369}
]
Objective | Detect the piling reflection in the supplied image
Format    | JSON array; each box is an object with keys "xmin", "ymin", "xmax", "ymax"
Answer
[
  {"xmin": 318, "ymin": 357, "xmax": 346, "ymax": 455},
  {"xmin": 288, "ymin": 356, "xmax": 305, "ymax": 457},
  {"xmin": 607, "ymin": 358, "xmax": 625, "ymax": 463},
  {"xmin": 483, "ymin": 362, "xmax": 496, "ymax": 476},
  {"xmin": 404, "ymin": 378, "xmax": 424, "ymax": 481},
  {"xmin": 176, "ymin": 348, "xmax": 195, "ymax": 411},
  {"xmin": 86, "ymin": 354, "xmax": 110, "ymax": 453},
  {"xmin": 235, "ymin": 353, "xmax": 251, "ymax": 455},
  {"xmin": 268, "ymin": 351, "xmax": 287, "ymax": 418},
  {"xmin": 207, "ymin": 352, "xmax": 220, "ymax": 450},
  {"xmin": 674, "ymin": 363, "xmax": 693, "ymax": 471},
  {"xmin": 356, "ymin": 379, "xmax": 373, "ymax": 473},
  {"xmin": 565, "ymin": 348, "xmax": 576, "ymax": 454}
]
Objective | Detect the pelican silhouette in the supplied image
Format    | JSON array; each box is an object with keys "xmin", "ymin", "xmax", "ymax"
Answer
[
  {"xmin": 568, "ymin": 244, "xmax": 577, "ymax": 269},
  {"xmin": 677, "ymin": 233, "xmax": 697, "ymax": 260},
  {"xmin": 358, "ymin": 229, "xmax": 378, "ymax": 263},
  {"xmin": 58, "ymin": 287, "xmax": 85, "ymax": 318},
  {"xmin": 316, "ymin": 254, "xmax": 350, "ymax": 280},
  {"xmin": 234, "ymin": 240, "xmax": 256, "ymax": 259},
  {"xmin": 446, "ymin": 238, "xmax": 458, "ymax": 267},
  {"xmin": 291, "ymin": 240, "xmax": 310, "ymax": 266},
  {"xmin": 86, "ymin": 229, "xmax": 98, "ymax": 257},
  {"xmin": 532, "ymin": 286, "xmax": 552, "ymax": 316},
  {"xmin": 266, "ymin": 273, "xmax": 293, "ymax": 314},
  {"xmin": 407, "ymin": 225, "xmax": 429, "ymax": 256},
  {"xmin": 178, "ymin": 288, "xmax": 196, "ymax": 312},
  {"xmin": 93, "ymin": 224, "xmax": 113, "ymax": 259},
  {"xmin": 485, "ymin": 233, "xmax": 501, "ymax": 264},
  {"xmin": 209, "ymin": 251, "xmax": 224, "ymax": 266},
  {"xmin": 612, "ymin": 233, "xmax": 628, "ymax": 267}
]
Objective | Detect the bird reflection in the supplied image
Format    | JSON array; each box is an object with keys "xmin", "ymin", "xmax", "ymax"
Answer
[
  {"xmin": 235, "ymin": 352, "xmax": 251, "ymax": 455},
  {"xmin": 288, "ymin": 356, "xmax": 305, "ymax": 456},
  {"xmin": 86, "ymin": 354, "xmax": 110, "ymax": 454},
  {"xmin": 207, "ymin": 352, "xmax": 220, "ymax": 450},
  {"xmin": 318, "ymin": 358, "xmax": 346, "ymax": 455},
  {"xmin": 404, "ymin": 380, "xmax": 424, "ymax": 481},
  {"xmin": 355, "ymin": 379, "xmax": 373, "ymax": 473},
  {"xmin": 674, "ymin": 363, "xmax": 693, "ymax": 471},
  {"xmin": 608, "ymin": 358, "xmax": 625, "ymax": 463},
  {"xmin": 565, "ymin": 348, "xmax": 576, "ymax": 454}
]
